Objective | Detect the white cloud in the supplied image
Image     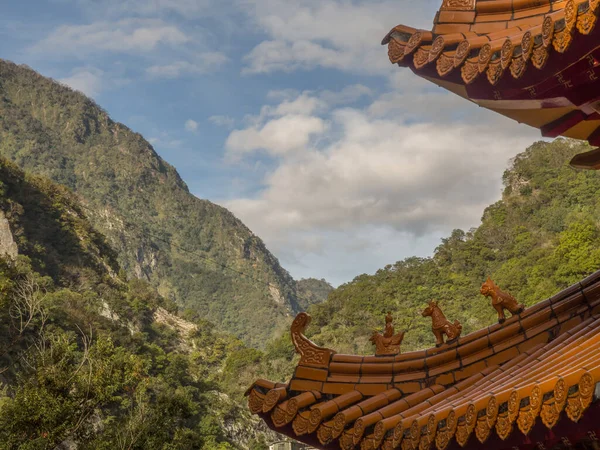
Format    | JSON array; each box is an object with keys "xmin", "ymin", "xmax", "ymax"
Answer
[
  {"xmin": 226, "ymin": 114, "xmax": 327, "ymax": 158},
  {"xmin": 185, "ymin": 119, "xmax": 199, "ymax": 132},
  {"xmin": 221, "ymin": 85, "xmax": 541, "ymax": 283},
  {"xmin": 67, "ymin": 0, "xmax": 218, "ymax": 17},
  {"xmin": 146, "ymin": 53, "xmax": 229, "ymax": 78},
  {"xmin": 320, "ymin": 84, "xmax": 373, "ymax": 106},
  {"xmin": 31, "ymin": 18, "xmax": 188, "ymax": 55},
  {"xmin": 241, "ymin": 0, "xmax": 439, "ymax": 75},
  {"xmin": 209, "ymin": 115, "xmax": 236, "ymax": 129},
  {"xmin": 59, "ymin": 67, "xmax": 105, "ymax": 98}
]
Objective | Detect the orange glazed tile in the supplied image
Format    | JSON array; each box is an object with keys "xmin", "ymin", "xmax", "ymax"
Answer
[
  {"xmin": 524, "ymin": 317, "xmax": 559, "ymax": 339},
  {"xmin": 513, "ymin": 4, "xmax": 551, "ymax": 19},
  {"xmin": 494, "ymin": 333, "xmax": 527, "ymax": 354},
  {"xmin": 513, "ymin": 0, "xmax": 552, "ymax": 9},
  {"xmin": 457, "ymin": 328, "xmax": 489, "ymax": 346},
  {"xmin": 395, "ymin": 350, "xmax": 428, "ymax": 362},
  {"xmin": 476, "ymin": 0, "xmax": 513, "ymax": 14},
  {"xmin": 361, "ymin": 363, "xmax": 394, "ymax": 375},
  {"xmin": 363, "ymin": 391, "xmax": 400, "ymax": 409},
  {"xmin": 485, "ymin": 27, "xmax": 525, "ymax": 41},
  {"xmin": 322, "ymin": 383, "xmax": 356, "ymax": 396},
  {"xmin": 393, "ymin": 359, "xmax": 426, "ymax": 373},
  {"xmin": 434, "ymin": 372, "xmax": 455, "ymax": 386},
  {"xmin": 475, "ymin": 12, "xmax": 513, "ymax": 23},
  {"xmin": 588, "ymin": 298, "xmax": 600, "ymax": 312},
  {"xmin": 517, "ymin": 332, "xmax": 551, "ymax": 353},
  {"xmin": 427, "ymin": 349, "xmax": 459, "ymax": 367},
  {"xmin": 510, "ymin": 15, "xmax": 545, "ymax": 28},
  {"xmin": 290, "ymin": 379, "xmax": 323, "ymax": 392},
  {"xmin": 332, "ymin": 391, "xmax": 364, "ymax": 409},
  {"xmin": 470, "ymin": 21, "xmax": 509, "ymax": 33},
  {"xmin": 332, "ymin": 354, "xmax": 364, "ymax": 363},
  {"xmin": 519, "ymin": 308, "xmax": 553, "ymax": 330},
  {"xmin": 327, "ymin": 375, "xmax": 361, "ymax": 384},
  {"xmin": 295, "ymin": 366, "xmax": 329, "ymax": 382},
  {"xmin": 486, "ymin": 347, "xmax": 520, "ymax": 367},
  {"xmin": 575, "ymin": 304, "xmax": 592, "ymax": 319},
  {"xmin": 395, "ymin": 381, "xmax": 422, "ymax": 394},
  {"xmin": 453, "ymin": 361, "xmax": 488, "ymax": 381},
  {"xmin": 520, "ymin": 298, "xmax": 552, "ymax": 319},
  {"xmin": 433, "ymin": 23, "xmax": 473, "ymax": 34},
  {"xmin": 425, "ymin": 344, "xmax": 452, "ymax": 358},
  {"xmin": 551, "ymin": 0, "xmax": 568, "ymax": 10},
  {"xmin": 381, "ymin": 389, "xmax": 403, "ymax": 402},
  {"xmin": 359, "ymin": 375, "xmax": 393, "ymax": 384},
  {"xmin": 252, "ymin": 379, "xmax": 278, "ymax": 391},
  {"xmin": 549, "ymin": 282, "xmax": 581, "ymax": 304},
  {"xmin": 357, "ymin": 384, "xmax": 390, "ymax": 396},
  {"xmin": 330, "ymin": 362, "xmax": 361, "ymax": 375},
  {"xmin": 583, "ymin": 283, "xmax": 600, "ymax": 302},
  {"xmin": 553, "ymin": 292, "xmax": 585, "ymax": 315},
  {"xmin": 460, "ymin": 347, "xmax": 495, "ymax": 367},
  {"xmin": 393, "ymin": 372, "xmax": 426, "ymax": 383},
  {"xmin": 457, "ymin": 336, "xmax": 490, "ymax": 357},
  {"xmin": 580, "ymin": 269, "xmax": 600, "ymax": 288},
  {"xmin": 363, "ymin": 355, "xmax": 396, "ymax": 364},
  {"xmin": 489, "ymin": 322, "xmax": 522, "ymax": 345},
  {"xmin": 429, "ymin": 360, "xmax": 461, "ymax": 378},
  {"xmin": 437, "ymin": 10, "xmax": 477, "ymax": 23}
]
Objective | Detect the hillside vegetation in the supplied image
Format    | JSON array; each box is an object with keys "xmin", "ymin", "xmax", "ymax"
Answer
[
  {"xmin": 0, "ymin": 59, "xmax": 302, "ymax": 347},
  {"xmin": 295, "ymin": 278, "xmax": 334, "ymax": 311},
  {"xmin": 301, "ymin": 139, "xmax": 600, "ymax": 354},
  {"xmin": 247, "ymin": 139, "xmax": 600, "ymax": 376},
  {"xmin": 0, "ymin": 159, "xmax": 277, "ymax": 449}
]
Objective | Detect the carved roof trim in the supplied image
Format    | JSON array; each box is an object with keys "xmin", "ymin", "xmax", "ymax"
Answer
[{"xmin": 248, "ymin": 269, "xmax": 600, "ymax": 449}]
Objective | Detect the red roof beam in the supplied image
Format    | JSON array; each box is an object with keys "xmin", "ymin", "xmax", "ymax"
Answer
[{"xmin": 541, "ymin": 110, "xmax": 588, "ymax": 138}]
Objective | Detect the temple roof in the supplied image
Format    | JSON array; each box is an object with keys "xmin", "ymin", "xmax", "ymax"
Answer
[
  {"xmin": 247, "ymin": 269, "xmax": 600, "ymax": 450},
  {"xmin": 381, "ymin": 0, "xmax": 600, "ymax": 168}
]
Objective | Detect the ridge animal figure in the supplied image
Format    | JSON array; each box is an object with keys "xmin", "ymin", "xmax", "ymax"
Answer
[
  {"xmin": 422, "ymin": 301, "xmax": 462, "ymax": 346},
  {"xmin": 370, "ymin": 312, "xmax": 405, "ymax": 356},
  {"xmin": 480, "ymin": 277, "xmax": 525, "ymax": 324}
]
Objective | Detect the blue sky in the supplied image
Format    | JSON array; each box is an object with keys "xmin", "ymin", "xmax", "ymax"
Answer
[{"xmin": 1, "ymin": 0, "xmax": 542, "ymax": 286}]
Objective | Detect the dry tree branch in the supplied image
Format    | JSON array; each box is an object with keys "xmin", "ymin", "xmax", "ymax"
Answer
[{"xmin": 8, "ymin": 274, "xmax": 47, "ymax": 335}]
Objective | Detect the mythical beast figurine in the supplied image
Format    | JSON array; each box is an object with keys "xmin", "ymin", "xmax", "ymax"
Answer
[
  {"xmin": 480, "ymin": 278, "xmax": 525, "ymax": 324},
  {"xmin": 422, "ymin": 301, "xmax": 462, "ymax": 346}
]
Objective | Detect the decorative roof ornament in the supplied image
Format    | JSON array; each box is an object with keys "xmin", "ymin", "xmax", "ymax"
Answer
[
  {"xmin": 480, "ymin": 278, "xmax": 525, "ymax": 324},
  {"xmin": 421, "ymin": 300, "xmax": 462, "ymax": 346},
  {"xmin": 382, "ymin": 0, "xmax": 600, "ymax": 170},
  {"xmin": 247, "ymin": 270, "xmax": 600, "ymax": 450},
  {"xmin": 370, "ymin": 312, "xmax": 406, "ymax": 356},
  {"xmin": 290, "ymin": 313, "xmax": 336, "ymax": 368}
]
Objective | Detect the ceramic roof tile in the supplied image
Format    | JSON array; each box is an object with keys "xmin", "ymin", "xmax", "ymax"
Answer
[
  {"xmin": 248, "ymin": 269, "xmax": 600, "ymax": 449},
  {"xmin": 381, "ymin": 0, "xmax": 600, "ymax": 146}
]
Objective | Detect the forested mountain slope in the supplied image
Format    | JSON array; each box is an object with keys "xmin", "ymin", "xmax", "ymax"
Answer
[
  {"xmin": 295, "ymin": 278, "xmax": 334, "ymax": 311},
  {"xmin": 299, "ymin": 139, "xmax": 600, "ymax": 355},
  {"xmin": 0, "ymin": 59, "xmax": 299, "ymax": 347},
  {"xmin": 0, "ymin": 158, "xmax": 277, "ymax": 449}
]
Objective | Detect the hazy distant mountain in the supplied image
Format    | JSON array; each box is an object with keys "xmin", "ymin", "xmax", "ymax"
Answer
[{"xmin": 296, "ymin": 278, "xmax": 334, "ymax": 310}]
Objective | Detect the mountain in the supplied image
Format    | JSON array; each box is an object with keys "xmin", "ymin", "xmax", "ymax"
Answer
[
  {"xmin": 0, "ymin": 59, "xmax": 299, "ymax": 348},
  {"xmin": 0, "ymin": 158, "xmax": 280, "ymax": 449},
  {"xmin": 295, "ymin": 139, "xmax": 600, "ymax": 355},
  {"xmin": 295, "ymin": 278, "xmax": 334, "ymax": 311}
]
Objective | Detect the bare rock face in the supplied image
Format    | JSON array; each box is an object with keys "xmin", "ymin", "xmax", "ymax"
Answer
[{"xmin": 0, "ymin": 211, "xmax": 18, "ymax": 258}]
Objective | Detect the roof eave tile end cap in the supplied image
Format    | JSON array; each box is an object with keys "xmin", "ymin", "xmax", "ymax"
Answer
[
  {"xmin": 382, "ymin": 24, "xmax": 420, "ymax": 45},
  {"xmin": 245, "ymin": 378, "xmax": 280, "ymax": 397}
]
